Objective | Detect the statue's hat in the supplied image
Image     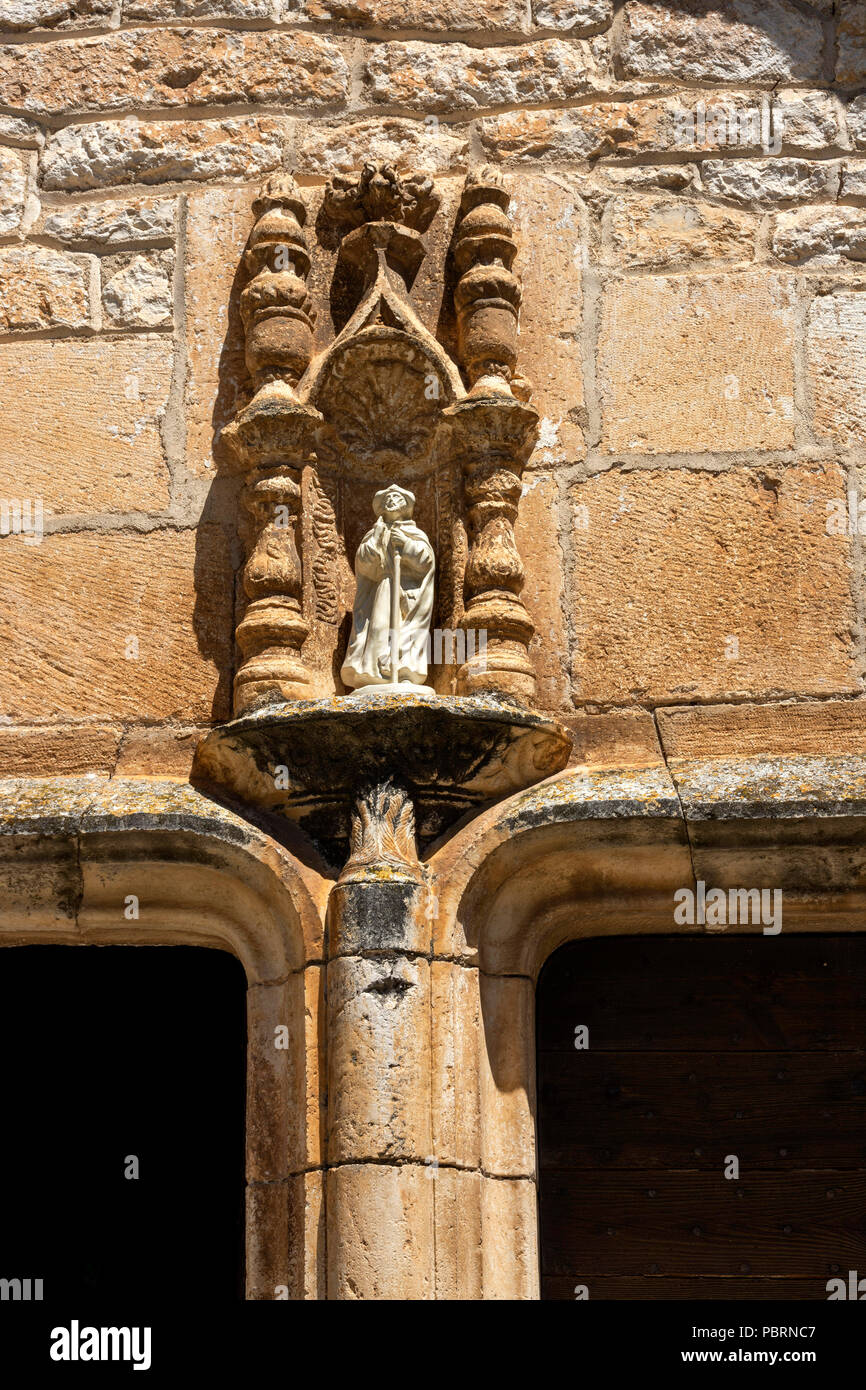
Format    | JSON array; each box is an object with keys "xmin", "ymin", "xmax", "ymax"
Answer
[{"xmin": 372, "ymin": 484, "xmax": 415, "ymax": 517}]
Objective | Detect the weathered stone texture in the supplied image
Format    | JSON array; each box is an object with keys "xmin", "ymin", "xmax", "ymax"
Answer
[
  {"xmin": 509, "ymin": 174, "xmax": 584, "ymax": 466},
  {"xmin": 0, "ymin": 246, "xmax": 94, "ymax": 332},
  {"xmin": 0, "ymin": 29, "xmax": 348, "ymax": 118},
  {"xmin": 123, "ymin": 0, "xmax": 279, "ymax": 16},
  {"xmin": 840, "ymin": 162, "xmax": 866, "ymax": 198},
  {"xmin": 41, "ymin": 116, "xmax": 287, "ymax": 191},
  {"xmin": 365, "ymin": 38, "xmax": 606, "ymax": 112},
  {"xmin": 0, "ymin": 528, "xmax": 234, "ymax": 720},
  {"xmin": 657, "ymin": 699, "xmax": 866, "ymax": 763},
  {"xmin": 306, "ymin": 0, "xmax": 529, "ymax": 27},
  {"xmin": 114, "ymin": 725, "xmax": 204, "ymax": 778},
  {"xmin": 327, "ymin": 1164, "xmax": 434, "ymax": 1300},
  {"xmin": 838, "ymin": 0, "xmax": 866, "ymax": 84},
  {"xmin": 568, "ymin": 466, "xmax": 859, "ymax": 705},
  {"xmin": 0, "ymin": 724, "xmax": 121, "ymax": 776},
  {"xmin": 606, "ymin": 196, "xmax": 755, "ymax": 270},
  {"xmin": 298, "ymin": 118, "xmax": 469, "ymax": 176},
  {"xmin": 774, "ymin": 90, "xmax": 845, "ymax": 153},
  {"xmin": 773, "ymin": 207, "xmax": 866, "ymax": 265},
  {"xmin": 0, "ymin": 115, "xmax": 45, "ymax": 148},
  {"xmin": 0, "ymin": 0, "xmax": 113, "ymax": 29},
  {"xmin": 0, "ymin": 148, "xmax": 32, "ymax": 235},
  {"xmin": 699, "ymin": 158, "xmax": 835, "ymax": 205},
  {"xmin": 807, "ymin": 290, "xmax": 866, "ymax": 449},
  {"xmin": 42, "ymin": 196, "xmax": 176, "ymax": 247},
  {"xmin": 102, "ymin": 251, "xmax": 175, "ymax": 329},
  {"xmin": 533, "ymin": 0, "xmax": 612, "ymax": 29},
  {"xmin": 0, "ymin": 337, "xmax": 172, "ymax": 512},
  {"xmin": 482, "ymin": 92, "xmax": 798, "ymax": 163},
  {"xmin": 598, "ymin": 272, "xmax": 797, "ymax": 455},
  {"xmin": 184, "ymin": 184, "xmax": 255, "ymax": 476},
  {"xmin": 515, "ymin": 475, "xmax": 570, "ymax": 710},
  {"xmin": 618, "ymin": 0, "xmax": 825, "ymax": 83}
]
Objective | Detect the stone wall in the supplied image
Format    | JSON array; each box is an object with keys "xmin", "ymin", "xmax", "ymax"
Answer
[{"xmin": 3, "ymin": 0, "xmax": 866, "ymax": 775}]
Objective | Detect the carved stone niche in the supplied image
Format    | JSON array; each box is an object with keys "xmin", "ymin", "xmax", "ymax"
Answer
[{"xmin": 197, "ymin": 163, "xmax": 571, "ymax": 872}]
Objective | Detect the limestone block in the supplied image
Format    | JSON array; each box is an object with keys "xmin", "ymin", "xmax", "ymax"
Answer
[
  {"xmin": 42, "ymin": 196, "xmax": 176, "ymax": 247},
  {"xmin": 480, "ymin": 1175, "xmax": 538, "ymax": 1299},
  {"xmin": 773, "ymin": 207, "xmax": 866, "ymax": 264},
  {"xmin": 327, "ymin": 955, "xmax": 431, "ymax": 1163},
  {"xmin": 840, "ymin": 161, "xmax": 866, "ymax": 197},
  {"xmin": 807, "ymin": 290, "xmax": 866, "ymax": 448},
  {"xmin": 598, "ymin": 271, "xmax": 797, "ymax": 455},
  {"xmin": 700, "ymin": 158, "xmax": 834, "ymax": 205},
  {"xmin": 114, "ymin": 726, "xmax": 203, "ymax": 778},
  {"xmin": 0, "ymin": 528, "xmax": 234, "ymax": 721},
  {"xmin": 774, "ymin": 90, "xmax": 846, "ymax": 152},
  {"xmin": 657, "ymin": 699, "xmax": 866, "ymax": 763},
  {"xmin": 245, "ymin": 1180, "xmax": 290, "ymax": 1299},
  {"xmin": 0, "ymin": 246, "xmax": 94, "ymax": 332},
  {"xmin": 838, "ymin": 0, "xmax": 866, "ymax": 83},
  {"xmin": 606, "ymin": 195, "xmax": 755, "ymax": 270},
  {"xmin": 0, "ymin": 29, "xmax": 348, "ymax": 117},
  {"xmin": 482, "ymin": 93, "xmax": 788, "ymax": 163},
  {"xmin": 0, "ymin": 724, "xmax": 121, "ymax": 776},
  {"xmin": 101, "ymin": 251, "xmax": 174, "ymax": 329},
  {"xmin": 618, "ymin": 0, "xmax": 825, "ymax": 83},
  {"xmin": 848, "ymin": 94, "xmax": 866, "ymax": 149},
  {"xmin": 433, "ymin": 1167, "xmax": 482, "ymax": 1299},
  {"xmin": 365, "ymin": 38, "xmax": 607, "ymax": 113},
  {"xmin": 0, "ymin": 148, "xmax": 32, "ymax": 235},
  {"xmin": 124, "ymin": 0, "xmax": 277, "ymax": 15},
  {"xmin": 533, "ymin": 0, "xmax": 612, "ymax": 29},
  {"xmin": 478, "ymin": 973, "xmax": 536, "ymax": 1178},
  {"xmin": 0, "ymin": 338, "xmax": 172, "ymax": 513},
  {"xmin": 184, "ymin": 184, "xmax": 255, "ymax": 477},
  {"xmin": 327, "ymin": 879, "xmax": 431, "ymax": 957},
  {"xmin": 298, "ymin": 117, "xmax": 469, "ymax": 177},
  {"xmin": 566, "ymin": 709, "xmax": 664, "ymax": 769},
  {"xmin": 0, "ymin": 115, "xmax": 44, "ymax": 148},
  {"xmin": 0, "ymin": 0, "xmax": 112, "ymax": 29},
  {"xmin": 431, "ymin": 961, "xmax": 481, "ymax": 1169},
  {"xmin": 305, "ymin": 0, "xmax": 529, "ymax": 27},
  {"xmin": 509, "ymin": 174, "xmax": 585, "ymax": 468},
  {"xmin": 41, "ymin": 116, "xmax": 288, "ymax": 192},
  {"xmin": 326, "ymin": 1163, "xmax": 434, "ymax": 1299},
  {"xmin": 246, "ymin": 980, "xmax": 292, "ymax": 1181},
  {"xmin": 568, "ymin": 466, "xmax": 860, "ymax": 705},
  {"xmin": 515, "ymin": 475, "xmax": 570, "ymax": 710}
]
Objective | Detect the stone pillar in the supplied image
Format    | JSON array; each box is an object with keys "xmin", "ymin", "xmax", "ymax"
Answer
[
  {"xmin": 324, "ymin": 783, "xmax": 436, "ymax": 1299},
  {"xmin": 222, "ymin": 173, "xmax": 324, "ymax": 713},
  {"xmin": 449, "ymin": 167, "xmax": 539, "ymax": 703}
]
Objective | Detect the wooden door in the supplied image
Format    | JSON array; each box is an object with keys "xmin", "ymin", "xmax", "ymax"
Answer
[{"xmin": 537, "ymin": 934, "xmax": 866, "ymax": 1299}]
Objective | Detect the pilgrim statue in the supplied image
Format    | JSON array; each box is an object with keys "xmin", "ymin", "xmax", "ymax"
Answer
[{"xmin": 341, "ymin": 484, "xmax": 435, "ymax": 691}]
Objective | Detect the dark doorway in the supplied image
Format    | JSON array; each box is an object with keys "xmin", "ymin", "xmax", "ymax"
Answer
[
  {"xmin": 0, "ymin": 945, "xmax": 247, "ymax": 1304},
  {"xmin": 537, "ymin": 934, "xmax": 866, "ymax": 1299}
]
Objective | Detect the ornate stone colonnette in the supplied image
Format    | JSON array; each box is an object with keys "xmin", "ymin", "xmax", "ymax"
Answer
[{"xmin": 192, "ymin": 163, "xmax": 573, "ymax": 1296}]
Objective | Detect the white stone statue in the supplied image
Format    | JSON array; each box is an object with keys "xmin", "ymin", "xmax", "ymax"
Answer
[{"xmin": 341, "ymin": 484, "xmax": 435, "ymax": 692}]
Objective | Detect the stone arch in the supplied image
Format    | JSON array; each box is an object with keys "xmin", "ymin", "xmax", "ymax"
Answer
[
  {"xmin": 429, "ymin": 765, "xmax": 866, "ymax": 1297},
  {"xmin": 0, "ymin": 778, "xmax": 331, "ymax": 1300}
]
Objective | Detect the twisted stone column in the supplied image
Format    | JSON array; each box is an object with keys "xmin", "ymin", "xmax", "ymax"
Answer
[
  {"xmin": 449, "ymin": 168, "xmax": 539, "ymax": 703},
  {"xmin": 223, "ymin": 173, "xmax": 323, "ymax": 713}
]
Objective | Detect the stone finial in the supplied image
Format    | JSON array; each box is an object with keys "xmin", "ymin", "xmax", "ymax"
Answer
[
  {"xmin": 453, "ymin": 165, "xmax": 526, "ymax": 397},
  {"xmin": 240, "ymin": 171, "xmax": 316, "ymax": 391}
]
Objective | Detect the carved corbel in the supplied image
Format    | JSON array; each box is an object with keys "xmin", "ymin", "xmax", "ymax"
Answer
[
  {"xmin": 222, "ymin": 173, "xmax": 324, "ymax": 713},
  {"xmin": 448, "ymin": 167, "xmax": 539, "ymax": 703}
]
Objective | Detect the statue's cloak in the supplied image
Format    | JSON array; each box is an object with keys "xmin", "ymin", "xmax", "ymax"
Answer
[{"xmin": 341, "ymin": 517, "xmax": 435, "ymax": 688}]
